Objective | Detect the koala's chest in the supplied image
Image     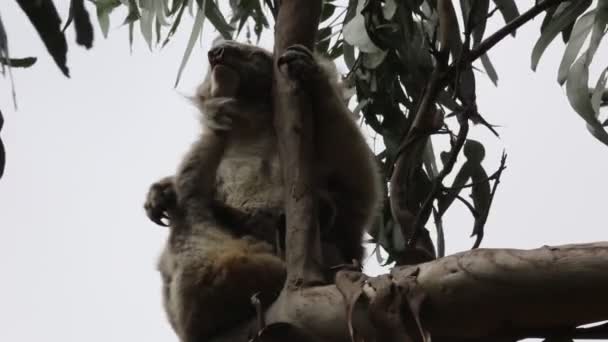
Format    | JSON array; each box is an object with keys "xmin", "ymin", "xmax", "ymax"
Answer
[{"xmin": 216, "ymin": 155, "xmax": 284, "ymax": 212}]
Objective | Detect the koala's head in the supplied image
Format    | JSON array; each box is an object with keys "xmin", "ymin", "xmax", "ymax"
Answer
[{"xmin": 198, "ymin": 40, "xmax": 274, "ymax": 102}]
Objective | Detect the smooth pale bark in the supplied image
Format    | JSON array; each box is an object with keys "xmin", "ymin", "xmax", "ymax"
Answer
[{"xmin": 212, "ymin": 243, "xmax": 608, "ymax": 342}]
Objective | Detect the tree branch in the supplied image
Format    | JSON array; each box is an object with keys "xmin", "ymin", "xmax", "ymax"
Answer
[
  {"xmin": 467, "ymin": 0, "xmax": 566, "ymax": 66},
  {"xmin": 272, "ymin": 0, "xmax": 324, "ymax": 287}
]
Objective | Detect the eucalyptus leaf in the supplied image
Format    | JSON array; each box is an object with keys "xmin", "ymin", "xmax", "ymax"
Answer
[
  {"xmin": 591, "ymin": 67, "xmax": 608, "ymax": 116},
  {"xmin": 492, "ymin": 0, "xmax": 519, "ymax": 35},
  {"xmin": 343, "ymin": 0, "xmax": 383, "ymax": 53},
  {"xmin": 382, "ymin": 0, "xmax": 397, "ymax": 20},
  {"xmin": 0, "ymin": 108, "xmax": 4, "ymax": 179},
  {"xmin": 162, "ymin": 0, "xmax": 187, "ymax": 47},
  {"xmin": 531, "ymin": 0, "xmax": 592, "ymax": 72},
  {"xmin": 566, "ymin": 52, "xmax": 608, "ymax": 145},
  {"xmin": 96, "ymin": 0, "xmax": 121, "ymax": 38},
  {"xmin": 557, "ymin": 10, "xmax": 595, "ymax": 85},
  {"xmin": 139, "ymin": 7, "xmax": 155, "ymax": 50},
  {"xmin": 479, "ymin": 53, "xmax": 498, "ymax": 85},
  {"xmin": 0, "ymin": 57, "xmax": 37, "ymax": 68},
  {"xmin": 16, "ymin": 0, "xmax": 70, "ymax": 76},
  {"xmin": 155, "ymin": 0, "xmax": 170, "ymax": 26},
  {"xmin": 343, "ymin": 42, "xmax": 356, "ymax": 69},
  {"xmin": 0, "ymin": 135, "xmax": 4, "ymax": 179},
  {"xmin": 423, "ymin": 137, "xmax": 438, "ymax": 178},
  {"xmin": 72, "ymin": 0, "xmax": 94, "ymax": 48},
  {"xmin": 361, "ymin": 50, "xmax": 388, "ymax": 69},
  {"xmin": 175, "ymin": 0, "xmax": 206, "ymax": 87},
  {"xmin": 320, "ymin": 3, "xmax": 336, "ymax": 22},
  {"xmin": 202, "ymin": 0, "xmax": 234, "ymax": 40}
]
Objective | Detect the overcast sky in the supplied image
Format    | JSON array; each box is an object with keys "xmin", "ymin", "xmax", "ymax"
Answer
[{"xmin": 0, "ymin": 1, "xmax": 606, "ymax": 342}]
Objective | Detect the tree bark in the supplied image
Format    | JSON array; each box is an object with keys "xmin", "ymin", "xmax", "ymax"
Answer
[
  {"xmin": 212, "ymin": 243, "xmax": 608, "ymax": 342},
  {"xmin": 272, "ymin": 0, "xmax": 324, "ymax": 287}
]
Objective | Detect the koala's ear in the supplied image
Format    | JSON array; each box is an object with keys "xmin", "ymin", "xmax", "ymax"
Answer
[{"xmin": 211, "ymin": 35, "xmax": 227, "ymax": 47}]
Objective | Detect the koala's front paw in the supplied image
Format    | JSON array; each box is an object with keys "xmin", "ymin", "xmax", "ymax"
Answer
[
  {"xmin": 277, "ymin": 44, "xmax": 319, "ymax": 82},
  {"xmin": 201, "ymin": 97, "xmax": 240, "ymax": 131},
  {"xmin": 144, "ymin": 177, "xmax": 177, "ymax": 227}
]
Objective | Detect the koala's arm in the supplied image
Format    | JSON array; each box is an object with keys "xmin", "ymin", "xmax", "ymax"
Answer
[{"xmin": 175, "ymin": 130, "xmax": 228, "ymax": 225}]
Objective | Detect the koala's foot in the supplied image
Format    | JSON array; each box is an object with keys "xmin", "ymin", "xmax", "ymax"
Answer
[
  {"xmin": 144, "ymin": 176, "xmax": 177, "ymax": 227},
  {"xmin": 277, "ymin": 44, "xmax": 319, "ymax": 82}
]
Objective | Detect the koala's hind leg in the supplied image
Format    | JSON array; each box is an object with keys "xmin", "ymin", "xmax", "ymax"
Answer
[{"xmin": 167, "ymin": 235, "xmax": 286, "ymax": 342}]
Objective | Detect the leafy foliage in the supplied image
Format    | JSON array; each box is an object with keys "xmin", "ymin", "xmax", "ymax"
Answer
[
  {"xmin": 1, "ymin": 0, "xmax": 607, "ymax": 263},
  {"xmin": 15, "ymin": 0, "xmax": 70, "ymax": 77}
]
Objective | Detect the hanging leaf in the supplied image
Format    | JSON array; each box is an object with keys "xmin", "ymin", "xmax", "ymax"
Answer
[
  {"xmin": 203, "ymin": 0, "xmax": 234, "ymax": 40},
  {"xmin": 591, "ymin": 67, "xmax": 608, "ymax": 116},
  {"xmin": 557, "ymin": 10, "xmax": 595, "ymax": 85},
  {"xmin": 491, "ymin": 0, "xmax": 519, "ymax": 35},
  {"xmin": 139, "ymin": 0, "xmax": 155, "ymax": 50},
  {"xmin": 162, "ymin": 0, "xmax": 187, "ymax": 47},
  {"xmin": 73, "ymin": 0, "xmax": 94, "ymax": 48},
  {"xmin": 0, "ymin": 12, "xmax": 18, "ymax": 108},
  {"xmin": 16, "ymin": 0, "xmax": 70, "ymax": 77},
  {"xmin": 531, "ymin": 0, "xmax": 592, "ymax": 72},
  {"xmin": 95, "ymin": 0, "xmax": 121, "ymax": 38},
  {"xmin": 321, "ymin": 2, "xmax": 336, "ymax": 22},
  {"xmin": 465, "ymin": 0, "xmax": 498, "ymax": 85},
  {"xmin": 566, "ymin": 52, "xmax": 608, "ymax": 146},
  {"xmin": 343, "ymin": 0, "xmax": 383, "ymax": 53},
  {"xmin": 0, "ymin": 57, "xmax": 37, "ymax": 68},
  {"xmin": 174, "ymin": 0, "xmax": 206, "ymax": 87},
  {"xmin": 0, "ymin": 108, "xmax": 4, "ymax": 179},
  {"xmin": 124, "ymin": 0, "xmax": 141, "ymax": 24}
]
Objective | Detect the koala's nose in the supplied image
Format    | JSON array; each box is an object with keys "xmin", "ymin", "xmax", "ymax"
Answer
[{"xmin": 208, "ymin": 46, "xmax": 224, "ymax": 66}]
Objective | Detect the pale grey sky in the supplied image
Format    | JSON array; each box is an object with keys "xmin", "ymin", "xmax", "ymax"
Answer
[{"xmin": 0, "ymin": 1, "xmax": 606, "ymax": 342}]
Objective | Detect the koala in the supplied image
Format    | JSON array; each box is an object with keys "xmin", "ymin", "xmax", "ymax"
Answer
[
  {"xmin": 144, "ymin": 41, "xmax": 383, "ymax": 342},
  {"xmin": 148, "ymin": 40, "xmax": 382, "ymax": 263}
]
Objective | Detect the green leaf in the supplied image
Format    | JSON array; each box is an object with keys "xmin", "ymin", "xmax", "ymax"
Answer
[
  {"xmin": 124, "ymin": 0, "xmax": 140, "ymax": 24},
  {"xmin": 0, "ymin": 57, "xmax": 37, "ymax": 68},
  {"xmin": 162, "ymin": 0, "xmax": 187, "ymax": 47},
  {"xmin": 139, "ymin": 1, "xmax": 155, "ymax": 50},
  {"xmin": 320, "ymin": 3, "xmax": 336, "ymax": 22},
  {"xmin": 316, "ymin": 26, "xmax": 333, "ymax": 53},
  {"xmin": 175, "ymin": 0, "xmax": 206, "ymax": 87},
  {"xmin": 69, "ymin": 0, "xmax": 94, "ymax": 49},
  {"xmin": 361, "ymin": 50, "xmax": 387, "ymax": 69},
  {"xmin": 16, "ymin": 0, "xmax": 70, "ymax": 76},
  {"xmin": 203, "ymin": 0, "xmax": 234, "ymax": 40},
  {"xmin": 343, "ymin": 42, "xmax": 355, "ymax": 69},
  {"xmin": 343, "ymin": 0, "xmax": 383, "ymax": 53},
  {"xmin": 531, "ymin": 0, "xmax": 592, "ymax": 71},
  {"xmin": 591, "ymin": 67, "xmax": 608, "ymax": 116},
  {"xmin": 96, "ymin": 0, "xmax": 121, "ymax": 38},
  {"xmin": 566, "ymin": 52, "xmax": 608, "ymax": 146},
  {"xmin": 479, "ymin": 53, "xmax": 498, "ymax": 85},
  {"xmin": 557, "ymin": 10, "xmax": 595, "ymax": 85},
  {"xmin": 492, "ymin": 0, "xmax": 519, "ymax": 35}
]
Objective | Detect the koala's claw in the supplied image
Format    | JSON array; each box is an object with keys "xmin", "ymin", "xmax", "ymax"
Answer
[
  {"xmin": 144, "ymin": 177, "xmax": 177, "ymax": 227},
  {"xmin": 277, "ymin": 44, "xmax": 318, "ymax": 81}
]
